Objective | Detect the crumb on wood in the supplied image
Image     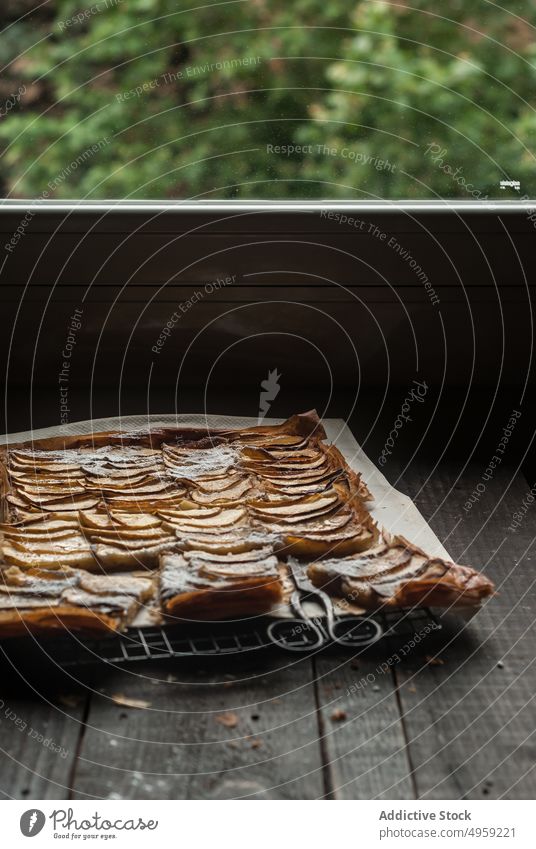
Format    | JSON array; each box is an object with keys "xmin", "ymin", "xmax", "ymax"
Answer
[
  {"xmin": 57, "ymin": 693, "xmax": 82, "ymax": 709},
  {"xmin": 111, "ymin": 694, "xmax": 151, "ymax": 710},
  {"xmin": 425, "ymin": 654, "xmax": 445, "ymax": 666},
  {"xmin": 215, "ymin": 711, "xmax": 238, "ymax": 728},
  {"xmin": 330, "ymin": 708, "xmax": 347, "ymax": 722}
]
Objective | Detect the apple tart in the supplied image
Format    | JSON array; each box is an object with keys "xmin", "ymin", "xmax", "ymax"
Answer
[{"xmin": 0, "ymin": 411, "xmax": 494, "ymax": 635}]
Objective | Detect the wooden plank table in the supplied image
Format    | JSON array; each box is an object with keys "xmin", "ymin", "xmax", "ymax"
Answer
[{"xmin": 1, "ymin": 460, "xmax": 534, "ymax": 800}]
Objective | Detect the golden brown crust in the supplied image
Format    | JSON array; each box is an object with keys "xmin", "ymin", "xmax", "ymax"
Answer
[
  {"xmin": 162, "ymin": 580, "xmax": 283, "ymax": 621},
  {"xmin": 159, "ymin": 551, "xmax": 284, "ymax": 622},
  {"xmin": 0, "ymin": 427, "xmax": 220, "ymax": 454},
  {"xmin": 322, "ymin": 444, "xmax": 373, "ymax": 502},
  {"xmin": 0, "ymin": 564, "xmax": 155, "ymax": 636},
  {"xmin": 0, "ymin": 410, "xmax": 324, "ymax": 455},
  {"xmin": 220, "ymin": 410, "xmax": 326, "ymax": 443},
  {"xmin": 0, "ymin": 606, "xmax": 122, "ymax": 638}
]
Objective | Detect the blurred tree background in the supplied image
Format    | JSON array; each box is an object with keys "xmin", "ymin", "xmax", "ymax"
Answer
[{"xmin": 0, "ymin": 0, "xmax": 535, "ymax": 199}]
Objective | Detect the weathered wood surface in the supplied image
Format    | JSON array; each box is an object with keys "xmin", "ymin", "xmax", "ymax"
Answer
[
  {"xmin": 312, "ymin": 649, "xmax": 416, "ymax": 799},
  {"xmin": 388, "ymin": 461, "xmax": 536, "ymax": 800},
  {"xmin": 70, "ymin": 655, "xmax": 325, "ymax": 800},
  {"xmin": 0, "ymin": 460, "xmax": 534, "ymax": 800},
  {"xmin": 0, "ymin": 654, "xmax": 89, "ymax": 800}
]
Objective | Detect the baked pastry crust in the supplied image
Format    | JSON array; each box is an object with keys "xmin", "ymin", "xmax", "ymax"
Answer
[
  {"xmin": 0, "ymin": 565, "xmax": 154, "ymax": 637},
  {"xmin": 0, "ymin": 411, "xmax": 494, "ymax": 635},
  {"xmin": 307, "ymin": 533, "xmax": 494, "ymax": 610}
]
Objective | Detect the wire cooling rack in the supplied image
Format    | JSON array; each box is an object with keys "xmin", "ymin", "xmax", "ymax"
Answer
[{"xmin": 3, "ymin": 607, "xmax": 441, "ymax": 668}]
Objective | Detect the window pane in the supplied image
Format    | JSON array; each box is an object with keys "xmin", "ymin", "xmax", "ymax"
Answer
[{"xmin": 1, "ymin": 0, "xmax": 535, "ymax": 200}]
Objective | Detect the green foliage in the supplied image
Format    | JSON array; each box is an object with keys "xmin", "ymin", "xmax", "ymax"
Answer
[
  {"xmin": 298, "ymin": 0, "xmax": 536, "ymax": 198},
  {"xmin": 0, "ymin": 0, "xmax": 535, "ymax": 199}
]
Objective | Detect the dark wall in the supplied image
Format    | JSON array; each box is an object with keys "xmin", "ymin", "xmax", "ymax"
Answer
[{"xmin": 0, "ymin": 203, "xmax": 534, "ymax": 466}]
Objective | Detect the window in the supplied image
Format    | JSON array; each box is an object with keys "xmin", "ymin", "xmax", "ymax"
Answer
[{"xmin": 1, "ymin": 1, "xmax": 535, "ymax": 201}]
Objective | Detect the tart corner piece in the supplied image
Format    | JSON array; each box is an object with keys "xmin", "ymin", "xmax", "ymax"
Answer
[
  {"xmin": 0, "ymin": 564, "xmax": 155, "ymax": 638},
  {"xmin": 307, "ymin": 533, "xmax": 495, "ymax": 611}
]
